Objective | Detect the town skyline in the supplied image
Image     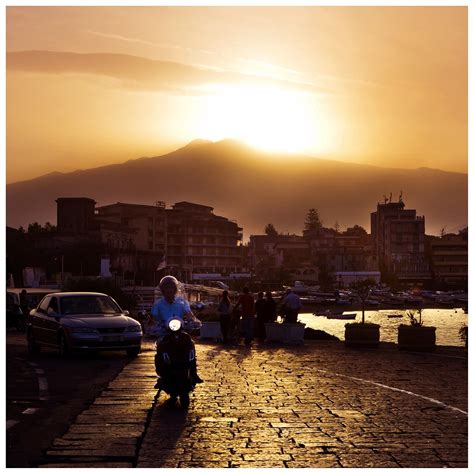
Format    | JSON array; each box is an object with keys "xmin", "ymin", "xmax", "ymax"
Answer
[
  {"xmin": 7, "ymin": 6, "xmax": 467, "ymax": 183},
  {"xmin": 6, "ymin": 139, "xmax": 467, "ymax": 238}
]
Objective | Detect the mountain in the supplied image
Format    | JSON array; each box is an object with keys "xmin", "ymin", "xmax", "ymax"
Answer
[{"xmin": 6, "ymin": 140, "xmax": 467, "ymax": 238}]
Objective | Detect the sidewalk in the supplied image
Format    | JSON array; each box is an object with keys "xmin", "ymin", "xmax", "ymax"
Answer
[
  {"xmin": 42, "ymin": 340, "xmax": 468, "ymax": 468},
  {"xmin": 138, "ymin": 341, "xmax": 467, "ymax": 468}
]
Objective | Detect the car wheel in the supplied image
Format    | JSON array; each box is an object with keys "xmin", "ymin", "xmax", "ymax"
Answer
[
  {"xmin": 126, "ymin": 347, "xmax": 141, "ymax": 358},
  {"xmin": 58, "ymin": 333, "xmax": 71, "ymax": 358},
  {"xmin": 27, "ymin": 329, "xmax": 41, "ymax": 355}
]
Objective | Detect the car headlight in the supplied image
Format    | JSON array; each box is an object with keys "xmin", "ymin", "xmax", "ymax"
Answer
[
  {"xmin": 124, "ymin": 325, "xmax": 142, "ymax": 333},
  {"xmin": 69, "ymin": 327, "xmax": 99, "ymax": 334}
]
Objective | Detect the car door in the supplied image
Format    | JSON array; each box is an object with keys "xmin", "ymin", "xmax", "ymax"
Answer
[
  {"xmin": 31, "ymin": 296, "xmax": 51, "ymax": 344},
  {"xmin": 43, "ymin": 296, "xmax": 61, "ymax": 346}
]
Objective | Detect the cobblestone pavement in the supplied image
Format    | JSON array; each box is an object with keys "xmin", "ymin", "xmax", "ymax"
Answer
[{"xmin": 40, "ymin": 341, "xmax": 468, "ymax": 468}]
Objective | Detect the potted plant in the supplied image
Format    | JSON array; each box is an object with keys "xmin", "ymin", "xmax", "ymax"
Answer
[
  {"xmin": 397, "ymin": 309, "xmax": 436, "ymax": 352},
  {"xmin": 345, "ymin": 279, "xmax": 380, "ymax": 348},
  {"xmin": 198, "ymin": 311, "xmax": 223, "ymax": 341}
]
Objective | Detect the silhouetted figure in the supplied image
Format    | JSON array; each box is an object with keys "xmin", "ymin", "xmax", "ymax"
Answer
[
  {"xmin": 255, "ymin": 292, "xmax": 266, "ymax": 340},
  {"xmin": 280, "ymin": 289, "xmax": 302, "ymax": 323},
  {"xmin": 263, "ymin": 291, "xmax": 277, "ymax": 323},
  {"xmin": 19, "ymin": 289, "xmax": 29, "ymax": 316},
  {"xmin": 218, "ymin": 290, "xmax": 232, "ymax": 344},
  {"xmin": 234, "ymin": 287, "xmax": 255, "ymax": 345}
]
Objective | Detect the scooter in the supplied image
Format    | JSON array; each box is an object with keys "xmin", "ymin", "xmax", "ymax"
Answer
[{"xmin": 154, "ymin": 318, "xmax": 196, "ymax": 408}]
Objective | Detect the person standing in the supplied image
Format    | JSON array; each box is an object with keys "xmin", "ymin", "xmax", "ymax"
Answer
[
  {"xmin": 234, "ymin": 287, "xmax": 255, "ymax": 345},
  {"xmin": 255, "ymin": 292, "xmax": 266, "ymax": 341},
  {"xmin": 217, "ymin": 290, "xmax": 232, "ymax": 344},
  {"xmin": 19, "ymin": 289, "xmax": 29, "ymax": 316},
  {"xmin": 263, "ymin": 291, "xmax": 277, "ymax": 323},
  {"xmin": 280, "ymin": 289, "xmax": 302, "ymax": 323}
]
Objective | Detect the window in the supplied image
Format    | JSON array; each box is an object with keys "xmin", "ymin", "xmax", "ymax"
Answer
[
  {"xmin": 47, "ymin": 297, "xmax": 59, "ymax": 314},
  {"xmin": 37, "ymin": 296, "xmax": 52, "ymax": 313},
  {"xmin": 61, "ymin": 295, "xmax": 122, "ymax": 315}
]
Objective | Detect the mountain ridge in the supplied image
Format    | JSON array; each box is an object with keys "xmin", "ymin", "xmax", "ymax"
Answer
[
  {"xmin": 6, "ymin": 139, "xmax": 467, "ymax": 237},
  {"xmin": 7, "ymin": 139, "xmax": 466, "ymax": 187}
]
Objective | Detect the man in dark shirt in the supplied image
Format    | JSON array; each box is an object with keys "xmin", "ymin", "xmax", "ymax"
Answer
[{"xmin": 235, "ymin": 287, "xmax": 255, "ymax": 345}]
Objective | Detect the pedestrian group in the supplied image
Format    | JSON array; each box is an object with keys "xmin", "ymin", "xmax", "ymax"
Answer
[{"xmin": 217, "ymin": 287, "xmax": 302, "ymax": 345}]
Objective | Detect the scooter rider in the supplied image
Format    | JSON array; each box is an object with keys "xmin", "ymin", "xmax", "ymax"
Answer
[{"xmin": 150, "ymin": 275, "xmax": 203, "ymax": 387}]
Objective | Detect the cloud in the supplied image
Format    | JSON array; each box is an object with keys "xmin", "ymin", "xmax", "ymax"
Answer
[{"xmin": 6, "ymin": 50, "xmax": 331, "ymax": 96}]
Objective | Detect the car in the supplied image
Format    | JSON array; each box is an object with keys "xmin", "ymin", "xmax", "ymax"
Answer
[{"xmin": 26, "ymin": 292, "xmax": 142, "ymax": 357}]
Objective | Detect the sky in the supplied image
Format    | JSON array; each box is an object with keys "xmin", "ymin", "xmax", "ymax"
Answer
[{"xmin": 6, "ymin": 6, "xmax": 468, "ymax": 183}]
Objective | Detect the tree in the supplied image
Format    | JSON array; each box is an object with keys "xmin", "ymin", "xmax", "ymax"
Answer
[
  {"xmin": 304, "ymin": 208, "xmax": 323, "ymax": 232},
  {"xmin": 334, "ymin": 221, "xmax": 340, "ymax": 233},
  {"xmin": 26, "ymin": 222, "xmax": 57, "ymax": 234},
  {"xmin": 27, "ymin": 222, "xmax": 43, "ymax": 234},
  {"xmin": 264, "ymin": 223, "xmax": 278, "ymax": 237},
  {"xmin": 344, "ymin": 225, "xmax": 367, "ymax": 236},
  {"xmin": 350, "ymin": 278, "xmax": 376, "ymax": 324}
]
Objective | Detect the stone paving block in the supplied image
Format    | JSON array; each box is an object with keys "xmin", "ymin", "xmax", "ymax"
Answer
[
  {"xmin": 38, "ymin": 463, "xmax": 133, "ymax": 468},
  {"xmin": 46, "ymin": 445, "xmax": 137, "ymax": 458}
]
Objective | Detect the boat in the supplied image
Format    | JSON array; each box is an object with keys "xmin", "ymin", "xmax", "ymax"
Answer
[
  {"xmin": 387, "ymin": 313, "xmax": 404, "ymax": 319},
  {"xmin": 326, "ymin": 312, "xmax": 357, "ymax": 320}
]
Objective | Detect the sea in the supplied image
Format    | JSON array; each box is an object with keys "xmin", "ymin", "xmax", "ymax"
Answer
[{"xmin": 298, "ymin": 308, "xmax": 468, "ymax": 347}]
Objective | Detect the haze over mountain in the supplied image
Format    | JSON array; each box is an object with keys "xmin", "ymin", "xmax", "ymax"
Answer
[{"xmin": 6, "ymin": 140, "xmax": 467, "ymax": 239}]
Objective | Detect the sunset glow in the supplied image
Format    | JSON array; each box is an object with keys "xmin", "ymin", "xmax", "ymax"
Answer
[
  {"xmin": 6, "ymin": 6, "xmax": 468, "ymax": 182},
  {"xmin": 195, "ymin": 85, "xmax": 319, "ymax": 154}
]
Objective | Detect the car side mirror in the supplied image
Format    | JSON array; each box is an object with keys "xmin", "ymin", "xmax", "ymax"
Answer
[
  {"xmin": 47, "ymin": 307, "xmax": 59, "ymax": 318},
  {"xmin": 123, "ymin": 310, "xmax": 130, "ymax": 316}
]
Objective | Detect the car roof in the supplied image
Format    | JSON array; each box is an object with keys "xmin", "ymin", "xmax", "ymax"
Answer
[{"xmin": 48, "ymin": 292, "xmax": 110, "ymax": 298}]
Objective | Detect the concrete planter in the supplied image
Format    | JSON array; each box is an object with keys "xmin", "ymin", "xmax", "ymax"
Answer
[
  {"xmin": 199, "ymin": 321, "xmax": 222, "ymax": 341},
  {"xmin": 398, "ymin": 325, "xmax": 436, "ymax": 352},
  {"xmin": 344, "ymin": 323, "xmax": 380, "ymax": 348},
  {"xmin": 265, "ymin": 322, "xmax": 305, "ymax": 344}
]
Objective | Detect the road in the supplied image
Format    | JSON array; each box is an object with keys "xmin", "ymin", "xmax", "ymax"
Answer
[{"xmin": 6, "ymin": 331, "xmax": 134, "ymax": 467}]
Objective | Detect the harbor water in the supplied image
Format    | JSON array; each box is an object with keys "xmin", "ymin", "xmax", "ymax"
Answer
[{"xmin": 298, "ymin": 308, "xmax": 468, "ymax": 347}]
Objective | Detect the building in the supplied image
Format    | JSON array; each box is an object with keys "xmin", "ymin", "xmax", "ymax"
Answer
[
  {"xmin": 428, "ymin": 229, "xmax": 468, "ymax": 287},
  {"xmin": 56, "ymin": 198, "xmax": 97, "ymax": 235},
  {"xmin": 370, "ymin": 197, "xmax": 430, "ymax": 282},
  {"xmin": 95, "ymin": 201, "xmax": 166, "ymax": 253},
  {"xmin": 249, "ymin": 228, "xmax": 376, "ymax": 285},
  {"xmin": 166, "ymin": 202, "xmax": 244, "ymax": 281},
  {"xmin": 304, "ymin": 227, "xmax": 377, "ymax": 274}
]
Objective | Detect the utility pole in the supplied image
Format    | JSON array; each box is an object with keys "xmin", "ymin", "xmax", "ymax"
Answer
[{"xmin": 61, "ymin": 255, "xmax": 64, "ymax": 289}]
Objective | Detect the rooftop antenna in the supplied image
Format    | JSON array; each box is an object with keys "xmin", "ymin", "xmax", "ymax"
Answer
[
  {"xmin": 383, "ymin": 194, "xmax": 388, "ymax": 204},
  {"xmin": 399, "ymin": 191, "xmax": 403, "ymax": 203},
  {"xmin": 389, "ymin": 192, "xmax": 392, "ymax": 203}
]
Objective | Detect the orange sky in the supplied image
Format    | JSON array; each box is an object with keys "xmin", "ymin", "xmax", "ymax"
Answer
[{"xmin": 6, "ymin": 6, "xmax": 467, "ymax": 183}]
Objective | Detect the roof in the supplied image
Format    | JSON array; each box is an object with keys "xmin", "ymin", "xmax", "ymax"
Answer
[
  {"xmin": 52, "ymin": 292, "xmax": 110, "ymax": 297},
  {"xmin": 172, "ymin": 201, "xmax": 214, "ymax": 211},
  {"xmin": 56, "ymin": 197, "xmax": 96, "ymax": 204}
]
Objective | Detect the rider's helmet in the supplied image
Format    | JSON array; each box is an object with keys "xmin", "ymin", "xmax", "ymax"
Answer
[{"xmin": 159, "ymin": 275, "xmax": 179, "ymax": 289}]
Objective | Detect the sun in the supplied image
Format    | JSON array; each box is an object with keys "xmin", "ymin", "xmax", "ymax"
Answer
[{"xmin": 195, "ymin": 84, "xmax": 320, "ymax": 154}]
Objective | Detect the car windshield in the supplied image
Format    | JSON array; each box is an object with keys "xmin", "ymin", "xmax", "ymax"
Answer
[{"xmin": 61, "ymin": 295, "xmax": 122, "ymax": 316}]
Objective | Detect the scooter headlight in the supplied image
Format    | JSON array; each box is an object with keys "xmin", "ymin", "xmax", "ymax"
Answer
[{"xmin": 168, "ymin": 319, "xmax": 182, "ymax": 332}]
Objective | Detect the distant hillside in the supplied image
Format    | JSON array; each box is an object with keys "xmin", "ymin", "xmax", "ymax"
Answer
[{"xmin": 6, "ymin": 140, "xmax": 467, "ymax": 238}]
